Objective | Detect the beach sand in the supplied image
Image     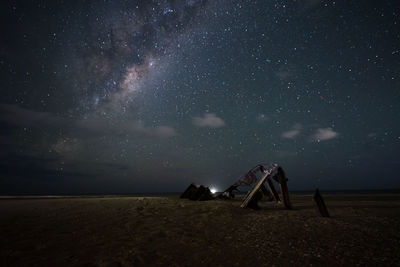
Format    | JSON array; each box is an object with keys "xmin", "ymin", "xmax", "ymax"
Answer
[{"xmin": 1, "ymin": 194, "xmax": 399, "ymax": 266}]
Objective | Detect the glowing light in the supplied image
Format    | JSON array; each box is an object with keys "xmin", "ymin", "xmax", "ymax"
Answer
[{"xmin": 210, "ymin": 187, "xmax": 218, "ymax": 194}]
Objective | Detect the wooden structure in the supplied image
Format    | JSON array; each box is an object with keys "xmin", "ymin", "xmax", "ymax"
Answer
[
  {"xmin": 240, "ymin": 166, "xmax": 292, "ymax": 209},
  {"xmin": 180, "ymin": 163, "xmax": 292, "ymax": 211},
  {"xmin": 240, "ymin": 171, "xmax": 270, "ymax": 208}
]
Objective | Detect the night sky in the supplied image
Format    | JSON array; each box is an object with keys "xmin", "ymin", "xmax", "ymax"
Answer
[{"xmin": 1, "ymin": 0, "xmax": 399, "ymax": 194}]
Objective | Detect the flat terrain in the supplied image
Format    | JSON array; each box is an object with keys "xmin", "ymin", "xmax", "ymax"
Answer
[{"xmin": 1, "ymin": 194, "xmax": 400, "ymax": 266}]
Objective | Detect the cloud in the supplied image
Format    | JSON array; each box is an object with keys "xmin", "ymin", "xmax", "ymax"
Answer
[
  {"xmin": 0, "ymin": 153, "xmax": 88, "ymax": 181},
  {"xmin": 282, "ymin": 129, "xmax": 301, "ymax": 139},
  {"xmin": 311, "ymin": 127, "xmax": 339, "ymax": 142},
  {"xmin": 282, "ymin": 123, "xmax": 302, "ymax": 139},
  {"xmin": 256, "ymin": 113, "xmax": 269, "ymax": 122},
  {"xmin": 193, "ymin": 113, "xmax": 225, "ymax": 128},
  {"xmin": 128, "ymin": 123, "xmax": 177, "ymax": 138},
  {"xmin": 0, "ymin": 104, "xmax": 177, "ymax": 139},
  {"xmin": 77, "ymin": 116, "xmax": 177, "ymax": 139},
  {"xmin": 0, "ymin": 103, "xmax": 63, "ymax": 128},
  {"xmin": 51, "ymin": 138, "xmax": 82, "ymax": 159}
]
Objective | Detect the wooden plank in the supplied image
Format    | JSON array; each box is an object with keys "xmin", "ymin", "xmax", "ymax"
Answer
[{"xmin": 240, "ymin": 171, "xmax": 270, "ymax": 208}]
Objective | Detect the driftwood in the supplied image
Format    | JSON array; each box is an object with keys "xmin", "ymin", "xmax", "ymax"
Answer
[{"xmin": 313, "ymin": 188, "xmax": 330, "ymax": 217}]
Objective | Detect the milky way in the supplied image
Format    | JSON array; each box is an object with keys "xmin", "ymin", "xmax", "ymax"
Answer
[
  {"xmin": 1, "ymin": 0, "xmax": 399, "ymax": 194},
  {"xmin": 67, "ymin": 0, "xmax": 208, "ymax": 114}
]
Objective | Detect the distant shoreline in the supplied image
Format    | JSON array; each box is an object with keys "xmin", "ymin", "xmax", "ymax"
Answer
[{"xmin": 1, "ymin": 189, "xmax": 400, "ymax": 199}]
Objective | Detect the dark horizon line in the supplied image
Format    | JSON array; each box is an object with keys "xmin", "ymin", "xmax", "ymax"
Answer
[{"xmin": 1, "ymin": 188, "xmax": 400, "ymax": 199}]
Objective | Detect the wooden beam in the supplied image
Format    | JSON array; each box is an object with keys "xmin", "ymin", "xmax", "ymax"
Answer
[
  {"xmin": 279, "ymin": 180, "xmax": 292, "ymax": 209},
  {"xmin": 260, "ymin": 184, "xmax": 274, "ymax": 201},
  {"xmin": 266, "ymin": 177, "xmax": 280, "ymax": 202},
  {"xmin": 240, "ymin": 171, "xmax": 270, "ymax": 208}
]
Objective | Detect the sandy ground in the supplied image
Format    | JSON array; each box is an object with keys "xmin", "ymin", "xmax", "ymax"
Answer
[{"xmin": 1, "ymin": 194, "xmax": 400, "ymax": 266}]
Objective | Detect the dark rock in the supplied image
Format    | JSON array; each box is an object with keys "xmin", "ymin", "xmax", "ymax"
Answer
[{"xmin": 180, "ymin": 183, "xmax": 215, "ymax": 201}]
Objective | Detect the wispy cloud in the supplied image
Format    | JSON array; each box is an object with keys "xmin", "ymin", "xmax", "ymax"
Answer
[
  {"xmin": 77, "ymin": 116, "xmax": 177, "ymax": 138},
  {"xmin": 282, "ymin": 123, "xmax": 302, "ymax": 139},
  {"xmin": 256, "ymin": 113, "xmax": 269, "ymax": 122},
  {"xmin": 282, "ymin": 129, "xmax": 301, "ymax": 139},
  {"xmin": 0, "ymin": 103, "xmax": 64, "ymax": 128},
  {"xmin": 0, "ymin": 103, "xmax": 177, "ymax": 139},
  {"xmin": 128, "ymin": 123, "xmax": 177, "ymax": 138},
  {"xmin": 193, "ymin": 113, "xmax": 225, "ymax": 128},
  {"xmin": 311, "ymin": 127, "xmax": 339, "ymax": 142}
]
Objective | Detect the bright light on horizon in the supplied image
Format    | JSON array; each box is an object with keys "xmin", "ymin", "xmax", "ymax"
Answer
[{"xmin": 210, "ymin": 187, "xmax": 218, "ymax": 194}]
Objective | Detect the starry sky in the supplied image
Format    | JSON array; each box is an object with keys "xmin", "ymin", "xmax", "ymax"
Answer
[{"xmin": 1, "ymin": 0, "xmax": 399, "ymax": 194}]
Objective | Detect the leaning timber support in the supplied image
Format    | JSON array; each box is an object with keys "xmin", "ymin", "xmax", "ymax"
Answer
[
  {"xmin": 266, "ymin": 177, "xmax": 281, "ymax": 202},
  {"xmin": 240, "ymin": 171, "xmax": 270, "ymax": 208},
  {"xmin": 279, "ymin": 179, "xmax": 292, "ymax": 209},
  {"xmin": 313, "ymin": 188, "xmax": 330, "ymax": 217},
  {"xmin": 275, "ymin": 168, "xmax": 292, "ymax": 209},
  {"xmin": 260, "ymin": 184, "xmax": 274, "ymax": 201}
]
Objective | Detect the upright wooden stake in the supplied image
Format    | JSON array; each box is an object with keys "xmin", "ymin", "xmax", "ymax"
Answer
[{"xmin": 313, "ymin": 188, "xmax": 330, "ymax": 217}]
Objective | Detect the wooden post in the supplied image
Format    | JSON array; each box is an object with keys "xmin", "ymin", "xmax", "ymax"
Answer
[
  {"xmin": 266, "ymin": 177, "xmax": 281, "ymax": 202},
  {"xmin": 260, "ymin": 184, "xmax": 274, "ymax": 201},
  {"xmin": 313, "ymin": 188, "xmax": 330, "ymax": 217},
  {"xmin": 272, "ymin": 168, "xmax": 292, "ymax": 209},
  {"xmin": 279, "ymin": 179, "xmax": 292, "ymax": 209}
]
